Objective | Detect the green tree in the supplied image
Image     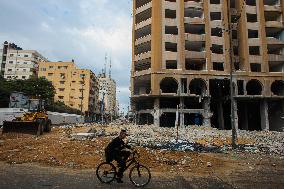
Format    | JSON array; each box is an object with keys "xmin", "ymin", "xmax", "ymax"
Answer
[{"xmin": 0, "ymin": 77, "xmax": 55, "ymax": 108}]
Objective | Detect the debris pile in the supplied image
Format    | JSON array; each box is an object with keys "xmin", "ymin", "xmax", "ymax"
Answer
[{"xmin": 62, "ymin": 123, "xmax": 284, "ymax": 155}]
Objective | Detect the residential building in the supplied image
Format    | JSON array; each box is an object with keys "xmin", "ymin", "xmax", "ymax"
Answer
[
  {"xmin": 38, "ymin": 61, "xmax": 100, "ymax": 119},
  {"xmin": 98, "ymin": 73, "xmax": 117, "ymax": 119},
  {"xmin": 131, "ymin": 0, "xmax": 284, "ymax": 131},
  {"xmin": 1, "ymin": 41, "xmax": 48, "ymax": 79}
]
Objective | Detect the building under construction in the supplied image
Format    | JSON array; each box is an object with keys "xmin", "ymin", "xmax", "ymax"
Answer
[{"xmin": 131, "ymin": 0, "xmax": 284, "ymax": 131}]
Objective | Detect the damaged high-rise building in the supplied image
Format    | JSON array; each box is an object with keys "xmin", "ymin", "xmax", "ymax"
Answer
[{"xmin": 131, "ymin": 0, "xmax": 284, "ymax": 131}]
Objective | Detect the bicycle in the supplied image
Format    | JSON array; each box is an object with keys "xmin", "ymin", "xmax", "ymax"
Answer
[{"xmin": 96, "ymin": 149, "xmax": 151, "ymax": 187}]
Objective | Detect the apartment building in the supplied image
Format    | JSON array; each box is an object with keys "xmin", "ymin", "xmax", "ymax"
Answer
[
  {"xmin": 0, "ymin": 41, "xmax": 48, "ymax": 79},
  {"xmin": 98, "ymin": 73, "xmax": 117, "ymax": 118},
  {"xmin": 131, "ymin": 0, "xmax": 284, "ymax": 131},
  {"xmin": 38, "ymin": 61, "xmax": 100, "ymax": 118}
]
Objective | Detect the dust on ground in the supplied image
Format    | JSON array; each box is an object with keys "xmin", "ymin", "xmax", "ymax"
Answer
[{"xmin": 0, "ymin": 125, "xmax": 283, "ymax": 181}]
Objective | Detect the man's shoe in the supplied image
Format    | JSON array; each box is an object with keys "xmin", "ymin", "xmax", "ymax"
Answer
[{"xmin": 116, "ymin": 178, "xmax": 123, "ymax": 183}]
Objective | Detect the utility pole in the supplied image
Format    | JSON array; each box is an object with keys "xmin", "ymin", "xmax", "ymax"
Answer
[
  {"xmin": 80, "ymin": 75, "xmax": 85, "ymax": 118},
  {"xmin": 226, "ymin": 0, "xmax": 246, "ymax": 148}
]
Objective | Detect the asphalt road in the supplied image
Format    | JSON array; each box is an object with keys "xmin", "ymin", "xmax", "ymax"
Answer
[
  {"xmin": 0, "ymin": 162, "xmax": 235, "ymax": 189},
  {"xmin": 1, "ymin": 161, "xmax": 283, "ymax": 189}
]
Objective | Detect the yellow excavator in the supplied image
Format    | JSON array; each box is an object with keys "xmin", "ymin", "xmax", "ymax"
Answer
[{"xmin": 2, "ymin": 99, "xmax": 52, "ymax": 135}]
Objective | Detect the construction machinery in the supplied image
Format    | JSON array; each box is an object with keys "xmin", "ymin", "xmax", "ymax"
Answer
[{"xmin": 2, "ymin": 99, "xmax": 52, "ymax": 135}]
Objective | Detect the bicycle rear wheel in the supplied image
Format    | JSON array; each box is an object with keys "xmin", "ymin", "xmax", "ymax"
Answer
[
  {"xmin": 129, "ymin": 164, "xmax": 151, "ymax": 187},
  {"xmin": 96, "ymin": 162, "xmax": 116, "ymax": 183}
]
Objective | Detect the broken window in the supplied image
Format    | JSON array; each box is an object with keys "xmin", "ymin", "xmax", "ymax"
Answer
[
  {"xmin": 246, "ymin": 79, "xmax": 263, "ymax": 95},
  {"xmin": 160, "ymin": 77, "xmax": 178, "ymax": 93},
  {"xmin": 189, "ymin": 78, "xmax": 207, "ymax": 96},
  {"xmin": 271, "ymin": 80, "xmax": 284, "ymax": 96}
]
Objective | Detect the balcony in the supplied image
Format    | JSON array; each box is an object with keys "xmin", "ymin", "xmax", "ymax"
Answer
[
  {"xmin": 249, "ymin": 55, "xmax": 262, "ymax": 63},
  {"xmin": 164, "ymin": 18, "xmax": 177, "ymax": 26},
  {"xmin": 246, "ymin": 5, "xmax": 257, "ymax": 14},
  {"xmin": 247, "ymin": 22, "xmax": 259, "ymax": 30},
  {"xmin": 266, "ymin": 21, "xmax": 283, "ymax": 28},
  {"xmin": 211, "ymin": 53, "xmax": 225, "ymax": 62},
  {"xmin": 267, "ymin": 37, "xmax": 284, "ymax": 45},
  {"xmin": 135, "ymin": 34, "xmax": 151, "ymax": 46},
  {"xmin": 210, "ymin": 20, "xmax": 222, "ymax": 28},
  {"xmin": 211, "ymin": 36, "xmax": 224, "ymax": 45},
  {"xmin": 185, "ymin": 51, "xmax": 206, "ymax": 59},
  {"xmin": 164, "ymin": 51, "xmax": 178, "ymax": 60},
  {"xmin": 248, "ymin": 38, "xmax": 260, "ymax": 46},
  {"xmin": 134, "ymin": 51, "xmax": 151, "ymax": 62},
  {"xmin": 135, "ymin": 18, "xmax": 152, "ymax": 30},
  {"xmin": 269, "ymin": 54, "xmax": 284, "ymax": 62},
  {"xmin": 164, "ymin": 34, "xmax": 178, "ymax": 43},
  {"xmin": 185, "ymin": 33, "xmax": 205, "ymax": 41},
  {"xmin": 184, "ymin": 17, "xmax": 204, "ymax": 24},
  {"xmin": 210, "ymin": 4, "xmax": 222, "ymax": 12},
  {"xmin": 184, "ymin": 1, "xmax": 203, "ymax": 9},
  {"xmin": 136, "ymin": 1, "xmax": 152, "ymax": 15},
  {"xmin": 264, "ymin": 5, "xmax": 281, "ymax": 12}
]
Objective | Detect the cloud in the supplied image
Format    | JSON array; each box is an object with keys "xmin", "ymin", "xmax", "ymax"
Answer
[{"xmin": 0, "ymin": 0, "xmax": 133, "ymax": 113}]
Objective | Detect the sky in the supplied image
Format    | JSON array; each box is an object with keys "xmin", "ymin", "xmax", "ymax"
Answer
[{"xmin": 0, "ymin": 0, "xmax": 133, "ymax": 113}]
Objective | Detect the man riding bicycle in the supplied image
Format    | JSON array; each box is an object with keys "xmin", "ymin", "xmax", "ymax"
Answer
[{"xmin": 104, "ymin": 129, "xmax": 132, "ymax": 183}]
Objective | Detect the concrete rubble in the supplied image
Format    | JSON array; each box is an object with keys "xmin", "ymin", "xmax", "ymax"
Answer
[{"xmin": 64, "ymin": 123, "xmax": 284, "ymax": 155}]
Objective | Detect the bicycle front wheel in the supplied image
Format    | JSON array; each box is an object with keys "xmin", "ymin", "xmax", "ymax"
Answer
[
  {"xmin": 96, "ymin": 162, "xmax": 116, "ymax": 184},
  {"xmin": 129, "ymin": 164, "xmax": 151, "ymax": 187}
]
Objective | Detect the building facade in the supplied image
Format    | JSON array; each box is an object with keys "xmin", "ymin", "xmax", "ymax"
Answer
[
  {"xmin": 1, "ymin": 41, "xmax": 48, "ymax": 79},
  {"xmin": 98, "ymin": 73, "xmax": 117, "ymax": 119},
  {"xmin": 38, "ymin": 61, "xmax": 100, "ymax": 119},
  {"xmin": 131, "ymin": 0, "xmax": 284, "ymax": 131}
]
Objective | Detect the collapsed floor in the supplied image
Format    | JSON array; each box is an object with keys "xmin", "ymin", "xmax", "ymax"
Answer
[{"xmin": 132, "ymin": 78, "xmax": 284, "ymax": 132}]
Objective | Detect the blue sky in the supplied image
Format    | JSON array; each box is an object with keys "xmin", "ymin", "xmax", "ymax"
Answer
[{"xmin": 0, "ymin": 0, "xmax": 133, "ymax": 113}]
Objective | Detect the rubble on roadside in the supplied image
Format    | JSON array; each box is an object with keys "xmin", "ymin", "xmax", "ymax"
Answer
[{"xmin": 60, "ymin": 123, "xmax": 284, "ymax": 155}]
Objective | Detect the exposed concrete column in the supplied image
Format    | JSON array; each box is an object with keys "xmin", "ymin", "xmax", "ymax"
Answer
[
  {"xmin": 258, "ymin": 0, "xmax": 269, "ymax": 73},
  {"xmin": 203, "ymin": 98, "xmax": 211, "ymax": 127},
  {"xmin": 261, "ymin": 99, "xmax": 269, "ymax": 131},
  {"xmin": 178, "ymin": 0, "xmax": 185, "ymax": 70},
  {"xmin": 203, "ymin": 0, "xmax": 212, "ymax": 71},
  {"xmin": 217, "ymin": 101, "xmax": 225, "ymax": 129},
  {"xmin": 180, "ymin": 97, "xmax": 184, "ymax": 127},
  {"xmin": 153, "ymin": 98, "xmax": 160, "ymax": 126}
]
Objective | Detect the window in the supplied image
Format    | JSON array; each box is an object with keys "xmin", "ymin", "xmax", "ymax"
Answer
[
  {"xmin": 41, "ymin": 68, "xmax": 46, "ymax": 71},
  {"xmin": 58, "ymin": 96, "xmax": 64, "ymax": 99},
  {"xmin": 24, "ymin": 62, "xmax": 28, "ymax": 64},
  {"xmin": 210, "ymin": 12, "xmax": 221, "ymax": 21},
  {"xmin": 8, "ymin": 69, "xmax": 12, "ymax": 71},
  {"xmin": 58, "ymin": 66, "xmax": 62, "ymax": 69},
  {"xmin": 48, "ymin": 73, "xmax": 53, "ymax": 76},
  {"xmin": 59, "ymin": 81, "xmax": 65, "ymax": 84},
  {"xmin": 23, "ymin": 69, "xmax": 27, "ymax": 72},
  {"xmin": 22, "ymin": 76, "xmax": 26, "ymax": 79},
  {"xmin": 9, "ymin": 54, "xmax": 14, "ymax": 57},
  {"xmin": 9, "ymin": 61, "xmax": 13, "ymax": 64},
  {"xmin": 60, "ymin": 73, "xmax": 66, "ymax": 79},
  {"xmin": 49, "ymin": 66, "xmax": 54, "ymax": 69},
  {"xmin": 213, "ymin": 62, "xmax": 224, "ymax": 71},
  {"xmin": 58, "ymin": 88, "xmax": 65, "ymax": 92},
  {"xmin": 24, "ymin": 55, "xmax": 29, "ymax": 57}
]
